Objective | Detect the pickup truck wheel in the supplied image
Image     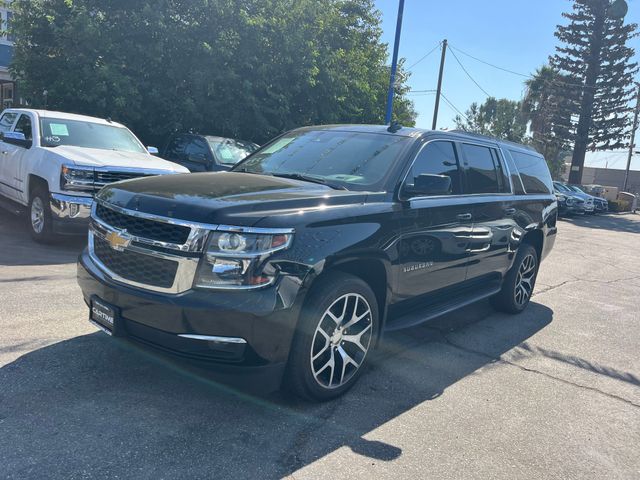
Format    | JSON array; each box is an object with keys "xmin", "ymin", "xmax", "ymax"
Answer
[
  {"xmin": 286, "ymin": 273, "xmax": 379, "ymax": 401},
  {"xmin": 491, "ymin": 244, "xmax": 538, "ymax": 314},
  {"xmin": 28, "ymin": 186, "xmax": 54, "ymax": 243}
]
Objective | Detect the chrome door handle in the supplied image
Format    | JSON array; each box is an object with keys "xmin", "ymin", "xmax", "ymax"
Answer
[{"xmin": 457, "ymin": 213, "xmax": 472, "ymax": 221}]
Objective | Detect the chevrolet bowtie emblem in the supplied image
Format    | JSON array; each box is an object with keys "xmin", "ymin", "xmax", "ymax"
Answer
[{"xmin": 105, "ymin": 230, "xmax": 132, "ymax": 252}]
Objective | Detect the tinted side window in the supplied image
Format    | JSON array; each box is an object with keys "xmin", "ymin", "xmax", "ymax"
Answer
[
  {"xmin": 462, "ymin": 143, "xmax": 502, "ymax": 194},
  {"xmin": 164, "ymin": 135, "xmax": 189, "ymax": 161},
  {"xmin": 184, "ymin": 137, "xmax": 210, "ymax": 163},
  {"xmin": 504, "ymin": 150, "xmax": 526, "ymax": 195},
  {"xmin": 0, "ymin": 112, "xmax": 17, "ymax": 133},
  {"xmin": 510, "ymin": 150, "xmax": 553, "ymax": 194},
  {"xmin": 14, "ymin": 115, "xmax": 33, "ymax": 141},
  {"xmin": 406, "ymin": 141, "xmax": 462, "ymax": 195}
]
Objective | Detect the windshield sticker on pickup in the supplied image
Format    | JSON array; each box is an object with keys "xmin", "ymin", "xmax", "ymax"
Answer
[{"xmin": 49, "ymin": 123, "xmax": 70, "ymax": 136}]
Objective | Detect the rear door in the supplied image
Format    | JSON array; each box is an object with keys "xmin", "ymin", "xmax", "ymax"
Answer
[
  {"xmin": 460, "ymin": 142, "xmax": 514, "ymax": 281},
  {"xmin": 396, "ymin": 139, "xmax": 472, "ymax": 301}
]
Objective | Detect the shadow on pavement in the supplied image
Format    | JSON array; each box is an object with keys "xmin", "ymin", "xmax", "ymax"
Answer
[
  {"xmin": 560, "ymin": 212, "xmax": 640, "ymax": 234},
  {"xmin": 0, "ymin": 300, "xmax": 553, "ymax": 479},
  {"xmin": 0, "ymin": 209, "xmax": 86, "ymax": 266}
]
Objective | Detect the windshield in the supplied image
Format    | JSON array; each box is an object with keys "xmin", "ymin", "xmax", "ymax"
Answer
[
  {"xmin": 569, "ymin": 185, "xmax": 585, "ymax": 194},
  {"xmin": 40, "ymin": 118, "xmax": 147, "ymax": 154},
  {"xmin": 232, "ymin": 129, "xmax": 411, "ymax": 190},
  {"xmin": 554, "ymin": 183, "xmax": 571, "ymax": 193},
  {"xmin": 208, "ymin": 138, "xmax": 258, "ymax": 166}
]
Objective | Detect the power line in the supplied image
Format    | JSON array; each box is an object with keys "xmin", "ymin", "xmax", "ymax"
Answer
[
  {"xmin": 449, "ymin": 44, "xmax": 530, "ymax": 78},
  {"xmin": 440, "ymin": 92, "xmax": 469, "ymax": 122},
  {"xmin": 406, "ymin": 41, "xmax": 442, "ymax": 71},
  {"xmin": 448, "ymin": 43, "xmax": 594, "ymax": 90},
  {"xmin": 447, "ymin": 45, "xmax": 492, "ymax": 98}
]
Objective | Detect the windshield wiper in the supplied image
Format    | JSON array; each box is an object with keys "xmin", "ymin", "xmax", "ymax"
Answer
[{"xmin": 269, "ymin": 172, "xmax": 347, "ymax": 190}]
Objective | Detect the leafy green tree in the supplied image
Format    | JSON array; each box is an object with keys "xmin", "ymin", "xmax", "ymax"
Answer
[
  {"xmin": 9, "ymin": 0, "xmax": 416, "ymax": 146},
  {"xmin": 522, "ymin": 65, "xmax": 574, "ymax": 178},
  {"xmin": 454, "ymin": 97, "xmax": 527, "ymax": 143},
  {"xmin": 550, "ymin": 0, "xmax": 638, "ymax": 184}
]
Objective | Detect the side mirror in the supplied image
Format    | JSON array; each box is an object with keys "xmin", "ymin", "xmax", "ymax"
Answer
[
  {"xmin": 147, "ymin": 146, "xmax": 159, "ymax": 156},
  {"xmin": 1, "ymin": 131, "xmax": 32, "ymax": 149},
  {"xmin": 404, "ymin": 174, "xmax": 452, "ymax": 198}
]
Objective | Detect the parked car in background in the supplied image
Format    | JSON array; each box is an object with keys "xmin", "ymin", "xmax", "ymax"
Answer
[
  {"xmin": 569, "ymin": 184, "xmax": 608, "ymax": 213},
  {"xmin": 77, "ymin": 125, "xmax": 557, "ymax": 401},
  {"xmin": 554, "ymin": 189, "xmax": 584, "ymax": 216},
  {"xmin": 554, "ymin": 182, "xmax": 592, "ymax": 214},
  {"xmin": 162, "ymin": 133, "xmax": 259, "ymax": 172},
  {"xmin": 0, "ymin": 109, "xmax": 189, "ymax": 242}
]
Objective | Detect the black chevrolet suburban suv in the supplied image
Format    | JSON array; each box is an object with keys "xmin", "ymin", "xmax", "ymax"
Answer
[{"xmin": 77, "ymin": 125, "xmax": 557, "ymax": 401}]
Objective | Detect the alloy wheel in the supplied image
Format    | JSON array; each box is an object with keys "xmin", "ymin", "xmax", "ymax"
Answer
[
  {"xmin": 310, "ymin": 293, "xmax": 373, "ymax": 389},
  {"xmin": 514, "ymin": 254, "xmax": 536, "ymax": 307},
  {"xmin": 31, "ymin": 197, "xmax": 45, "ymax": 234}
]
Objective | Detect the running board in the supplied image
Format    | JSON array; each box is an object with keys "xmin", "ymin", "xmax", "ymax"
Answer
[
  {"xmin": 0, "ymin": 196, "xmax": 25, "ymax": 216},
  {"xmin": 384, "ymin": 284, "xmax": 502, "ymax": 332}
]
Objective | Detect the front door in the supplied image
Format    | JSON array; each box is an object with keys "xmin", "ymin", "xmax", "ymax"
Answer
[
  {"xmin": 1, "ymin": 114, "xmax": 33, "ymax": 201},
  {"xmin": 396, "ymin": 139, "xmax": 472, "ymax": 302},
  {"xmin": 0, "ymin": 111, "xmax": 19, "ymax": 199}
]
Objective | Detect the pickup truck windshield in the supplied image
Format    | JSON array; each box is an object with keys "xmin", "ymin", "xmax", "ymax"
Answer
[
  {"xmin": 40, "ymin": 118, "xmax": 147, "ymax": 154},
  {"xmin": 233, "ymin": 130, "xmax": 411, "ymax": 190},
  {"xmin": 207, "ymin": 137, "xmax": 258, "ymax": 166}
]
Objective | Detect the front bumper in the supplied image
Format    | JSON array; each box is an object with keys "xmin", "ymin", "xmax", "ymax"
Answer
[
  {"xmin": 77, "ymin": 249, "xmax": 305, "ymax": 386},
  {"xmin": 50, "ymin": 193, "xmax": 92, "ymax": 234}
]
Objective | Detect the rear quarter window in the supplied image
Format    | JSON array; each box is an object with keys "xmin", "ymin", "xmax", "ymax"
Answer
[{"xmin": 509, "ymin": 150, "xmax": 553, "ymax": 195}]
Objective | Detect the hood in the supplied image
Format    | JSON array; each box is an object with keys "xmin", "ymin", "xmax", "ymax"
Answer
[
  {"xmin": 96, "ymin": 172, "xmax": 370, "ymax": 226},
  {"xmin": 46, "ymin": 146, "xmax": 188, "ymax": 172}
]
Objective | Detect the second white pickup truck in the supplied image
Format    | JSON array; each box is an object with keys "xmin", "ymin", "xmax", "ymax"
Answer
[{"xmin": 0, "ymin": 109, "xmax": 188, "ymax": 242}]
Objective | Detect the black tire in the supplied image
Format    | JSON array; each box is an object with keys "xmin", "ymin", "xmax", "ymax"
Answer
[
  {"xmin": 491, "ymin": 244, "xmax": 539, "ymax": 314},
  {"xmin": 286, "ymin": 272, "xmax": 380, "ymax": 402},
  {"xmin": 27, "ymin": 185, "xmax": 55, "ymax": 243}
]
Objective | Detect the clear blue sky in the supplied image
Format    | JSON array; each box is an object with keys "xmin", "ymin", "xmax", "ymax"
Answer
[{"xmin": 374, "ymin": 0, "xmax": 640, "ymax": 130}]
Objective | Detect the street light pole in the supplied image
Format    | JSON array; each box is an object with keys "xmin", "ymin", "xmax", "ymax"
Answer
[
  {"xmin": 623, "ymin": 82, "xmax": 640, "ymax": 192},
  {"xmin": 384, "ymin": 0, "xmax": 405, "ymax": 125}
]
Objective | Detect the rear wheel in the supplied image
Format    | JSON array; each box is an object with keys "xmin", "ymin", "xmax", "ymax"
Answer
[
  {"xmin": 286, "ymin": 273, "xmax": 379, "ymax": 401},
  {"xmin": 491, "ymin": 244, "xmax": 538, "ymax": 314},
  {"xmin": 28, "ymin": 185, "xmax": 55, "ymax": 243}
]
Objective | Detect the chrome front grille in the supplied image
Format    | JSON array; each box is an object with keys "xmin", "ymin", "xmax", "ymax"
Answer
[
  {"xmin": 94, "ymin": 171, "xmax": 152, "ymax": 188},
  {"xmin": 95, "ymin": 203, "xmax": 191, "ymax": 244},
  {"xmin": 93, "ymin": 235, "xmax": 179, "ymax": 288},
  {"xmin": 88, "ymin": 200, "xmax": 216, "ymax": 294}
]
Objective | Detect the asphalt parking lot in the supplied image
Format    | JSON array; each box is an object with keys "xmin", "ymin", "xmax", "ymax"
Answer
[{"xmin": 1, "ymin": 209, "xmax": 639, "ymax": 479}]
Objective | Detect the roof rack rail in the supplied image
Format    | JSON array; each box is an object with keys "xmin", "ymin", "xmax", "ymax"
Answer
[{"xmin": 448, "ymin": 130, "xmax": 538, "ymax": 152}]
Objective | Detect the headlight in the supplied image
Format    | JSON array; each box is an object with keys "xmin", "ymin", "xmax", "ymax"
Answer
[
  {"xmin": 194, "ymin": 229, "xmax": 293, "ymax": 289},
  {"xmin": 566, "ymin": 197, "xmax": 575, "ymax": 206},
  {"xmin": 61, "ymin": 165, "xmax": 95, "ymax": 192}
]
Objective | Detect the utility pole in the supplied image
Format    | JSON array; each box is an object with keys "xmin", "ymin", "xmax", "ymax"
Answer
[
  {"xmin": 432, "ymin": 39, "xmax": 448, "ymax": 130},
  {"xmin": 623, "ymin": 82, "xmax": 640, "ymax": 192},
  {"xmin": 384, "ymin": 0, "xmax": 405, "ymax": 125}
]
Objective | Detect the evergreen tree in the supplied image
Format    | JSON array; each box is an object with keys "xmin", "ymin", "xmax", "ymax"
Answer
[{"xmin": 550, "ymin": 0, "xmax": 638, "ymax": 184}]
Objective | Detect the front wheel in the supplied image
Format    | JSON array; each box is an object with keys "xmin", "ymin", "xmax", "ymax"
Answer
[
  {"xmin": 286, "ymin": 273, "xmax": 379, "ymax": 401},
  {"xmin": 491, "ymin": 244, "xmax": 539, "ymax": 314},
  {"xmin": 28, "ymin": 185, "xmax": 55, "ymax": 243}
]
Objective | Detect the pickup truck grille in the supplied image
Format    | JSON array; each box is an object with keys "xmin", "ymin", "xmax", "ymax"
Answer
[
  {"xmin": 93, "ymin": 235, "xmax": 179, "ymax": 289},
  {"xmin": 95, "ymin": 203, "xmax": 191, "ymax": 244},
  {"xmin": 94, "ymin": 171, "xmax": 153, "ymax": 187}
]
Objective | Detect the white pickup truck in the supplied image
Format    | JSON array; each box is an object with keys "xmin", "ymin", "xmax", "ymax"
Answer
[{"xmin": 0, "ymin": 109, "xmax": 188, "ymax": 242}]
